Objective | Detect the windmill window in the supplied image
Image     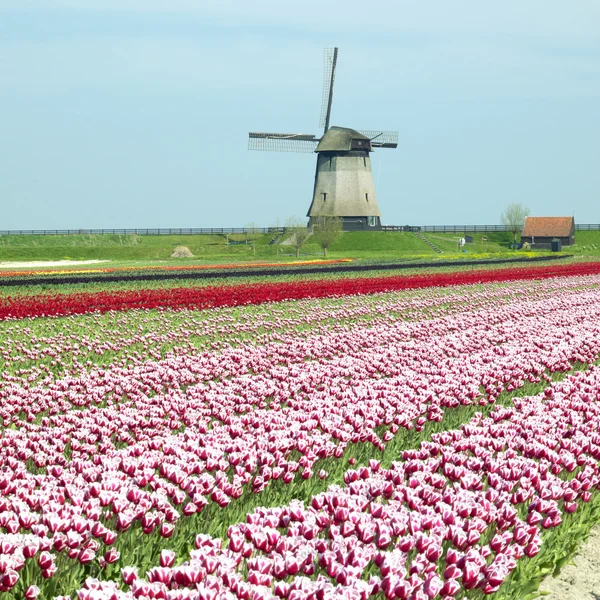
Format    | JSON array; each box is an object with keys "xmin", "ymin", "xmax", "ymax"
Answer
[
  {"xmin": 322, "ymin": 193, "xmax": 327, "ymax": 202},
  {"xmin": 368, "ymin": 216, "xmax": 378, "ymax": 227},
  {"xmin": 365, "ymin": 193, "xmax": 369, "ymax": 202},
  {"xmin": 363, "ymin": 157, "xmax": 366, "ymax": 167}
]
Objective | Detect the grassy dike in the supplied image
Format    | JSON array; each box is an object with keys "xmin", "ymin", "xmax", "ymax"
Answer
[
  {"xmin": 3, "ymin": 230, "xmax": 597, "ymax": 263},
  {"xmin": 0, "ymin": 231, "xmax": 440, "ymax": 262}
]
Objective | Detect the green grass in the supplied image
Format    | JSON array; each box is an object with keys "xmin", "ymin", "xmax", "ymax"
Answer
[
  {"xmin": 0, "ymin": 231, "xmax": 442, "ymax": 263},
  {"xmin": 417, "ymin": 230, "xmax": 600, "ymax": 262},
  {"xmin": 0, "ymin": 230, "xmax": 598, "ymax": 264},
  {"xmin": 422, "ymin": 231, "xmax": 517, "ymax": 254},
  {"xmin": 0, "ymin": 233, "xmax": 280, "ymax": 262},
  {"xmin": 571, "ymin": 230, "xmax": 600, "ymax": 256},
  {"xmin": 329, "ymin": 231, "xmax": 434, "ymax": 253}
]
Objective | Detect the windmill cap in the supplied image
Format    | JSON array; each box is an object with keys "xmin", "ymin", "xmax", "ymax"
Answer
[{"xmin": 315, "ymin": 126, "xmax": 371, "ymax": 152}]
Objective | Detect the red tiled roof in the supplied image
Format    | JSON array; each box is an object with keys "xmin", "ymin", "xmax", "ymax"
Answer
[{"xmin": 522, "ymin": 217, "xmax": 574, "ymax": 237}]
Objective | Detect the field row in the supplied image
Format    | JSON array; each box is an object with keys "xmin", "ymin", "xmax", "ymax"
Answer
[
  {"xmin": 1, "ymin": 261, "xmax": 600, "ymax": 319},
  {"xmin": 0, "ymin": 275, "xmax": 592, "ymax": 385},
  {"xmin": 0, "ymin": 260, "xmax": 351, "ymax": 279},
  {"xmin": 0, "ymin": 275, "xmax": 600, "ymax": 597},
  {"xmin": 74, "ymin": 364, "xmax": 600, "ymax": 600}
]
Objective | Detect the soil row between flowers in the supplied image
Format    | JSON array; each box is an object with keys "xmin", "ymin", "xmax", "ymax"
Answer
[{"xmin": 1, "ymin": 260, "xmax": 598, "ymax": 321}]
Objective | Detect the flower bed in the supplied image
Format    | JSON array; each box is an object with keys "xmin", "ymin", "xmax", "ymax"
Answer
[
  {"xmin": 0, "ymin": 259, "xmax": 352, "ymax": 278},
  {"xmin": 0, "ymin": 275, "xmax": 600, "ymax": 598},
  {"xmin": 1, "ymin": 261, "xmax": 600, "ymax": 320},
  {"xmin": 0, "ymin": 255, "xmax": 569, "ymax": 291},
  {"xmin": 73, "ymin": 365, "xmax": 600, "ymax": 600}
]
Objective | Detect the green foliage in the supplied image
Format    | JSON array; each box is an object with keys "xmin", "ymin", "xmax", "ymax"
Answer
[
  {"xmin": 501, "ymin": 202, "xmax": 530, "ymax": 241},
  {"xmin": 573, "ymin": 231, "xmax": 600, "ymax": 256},
  {"xmin": 330, "ymin": 231, "xmax": 437, "ymax": 254},
  {"xmin": 0, "ymin": 234, "xmax": 276, "ymax": 261},
  {"xmin": 311, "ymin": 216, "xmax": 343, "ymax": 256},
  {"xmin": 284, "ymin": 217, "xmax": 311, "ymax": 258}
]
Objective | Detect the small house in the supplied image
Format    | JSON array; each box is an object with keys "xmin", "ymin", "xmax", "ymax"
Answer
[{"xmin": 521, "ymin": 217, "xmax": 575, "ymax": 248}]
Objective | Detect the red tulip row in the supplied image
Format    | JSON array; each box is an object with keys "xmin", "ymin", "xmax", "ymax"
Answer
[
  {"xmin": 72, "ymin": 365, "xmax": 600, "ymax": 600},
  {"xmin": 2, "ymin": 261, "xmax": 600, "ymax": 321}
]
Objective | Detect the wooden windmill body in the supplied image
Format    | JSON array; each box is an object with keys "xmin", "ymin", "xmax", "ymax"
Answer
[{"xmin": 248, "ymin": 48, "xmax": 398, "ymax": 231}]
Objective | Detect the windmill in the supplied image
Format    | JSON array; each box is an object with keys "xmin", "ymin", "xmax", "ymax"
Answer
[{"xmin": 248, "ymin": 47, "xmax": 398, "ymax": 230}]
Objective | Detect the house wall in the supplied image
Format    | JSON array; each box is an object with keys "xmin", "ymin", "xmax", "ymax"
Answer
[
  {"xmin": 521, "ymin": 236, "xmax": 574, "ymax": 247},
  {"xmin": 521, "ymin": 221, "xmax": 576, "ymax": 247}
]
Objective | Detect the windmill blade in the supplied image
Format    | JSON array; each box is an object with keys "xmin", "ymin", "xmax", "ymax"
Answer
[
  {"xmin": 248, "ymin": 132, "xmax": 319, "ymax": 153},
  {"xmin": 357, "ymin": 130, "xmax": 399, "ymax": 148},
  {"xmin": 319, "ymin": 48, "xmax": 338, "ymax": 132}
]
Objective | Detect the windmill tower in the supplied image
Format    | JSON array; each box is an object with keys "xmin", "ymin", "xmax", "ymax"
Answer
[{"xmin": 248, "ymin": 48, "xmax": 398, "ymax": 231}]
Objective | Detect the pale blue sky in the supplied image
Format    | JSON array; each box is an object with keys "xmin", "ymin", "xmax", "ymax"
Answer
[{"xmin": 1, "ymin": 1, "xmax": 599, "ymax": 228}]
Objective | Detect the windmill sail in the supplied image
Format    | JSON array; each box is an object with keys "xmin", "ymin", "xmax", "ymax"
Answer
[
  {"xmin": 357, "ymin": 130, "xmax": 399, "ymax": 148},
  {"xmin": 248, "ymin": 133, "xmax": 319, "ymax": 153},
  {"xmin": 248, "ymin": 46, "xmax": 398, "ymax": 231},
  {"xmin": 319, "ymin": 48, "xmax": 338, "ymax": 132}
]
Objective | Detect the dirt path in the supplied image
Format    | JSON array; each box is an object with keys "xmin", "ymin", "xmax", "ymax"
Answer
[{"xmin": 539, "ymin": 526, "xmax": 600, "ymax": 599}]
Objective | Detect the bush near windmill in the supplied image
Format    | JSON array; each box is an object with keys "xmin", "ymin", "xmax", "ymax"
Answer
[
  {"xmin": 282, "ymin": 217, "xmax": 312, "ymax": 258},
  {"xmin": 501, "ymin": 202, "xmax": 530, "ymax": 246},
  {"xmin": 311, "ymin": 216, "xmax": 343, "ymax": 257}
]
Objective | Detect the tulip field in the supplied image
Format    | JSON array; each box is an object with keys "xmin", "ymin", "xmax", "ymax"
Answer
[{"xmin": 2, "ymin": 264, "xmax": 600, "ymax": 599}]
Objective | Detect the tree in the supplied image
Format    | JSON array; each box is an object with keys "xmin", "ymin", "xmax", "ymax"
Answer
[
  {"xmin": 311, "ymin": 216, "xmax": 343, "ymax": 257},
  {"xmin": 245, "ymin": 222, "xmax": 259, "ymax": 244},
  {"xmin": 501, "ymin": 203, "xmax": 530, "ymax": 244},
  {"xmin": 285, "ymin": 217, "xmax": 311, "ymax": 258}
]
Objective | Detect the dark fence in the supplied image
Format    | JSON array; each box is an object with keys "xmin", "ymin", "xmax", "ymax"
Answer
[
  {"xmin": 418, "ymin": 224, "xmax": 600, "ymax": 234},
  {"xmin": 382, "ymin": 225, "xmax": 511, "ymax": 233},
  {"xmin": 381, "ymin": 225, "xmax": 422, "ymax": 232},
  {"xmin": 418, "ymin": 225, "xmax": 510, "ymax": 234},
  {"xmin": 0, "ymin": 224, "xmax": 598, "ymax": 236},
  {"xmin": 574, "ymin": 224, "xmax": 600, "ymax": 231},
  {"xmin": 0, "ymin": 228, "xmax": 285, "ymax": 236},
  {"xmin": 387, "ymin": 224, "xmax": 600, "ymax": 233}
]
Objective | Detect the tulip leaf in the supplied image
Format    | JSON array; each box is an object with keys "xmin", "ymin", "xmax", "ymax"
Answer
[
  {"xmin": 518, "ymin": 578, "xmax": 543, "ymax": 597},
  {"xmin": 553, "ymin": 554, "xmax": 573, "ymax": 577}
]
